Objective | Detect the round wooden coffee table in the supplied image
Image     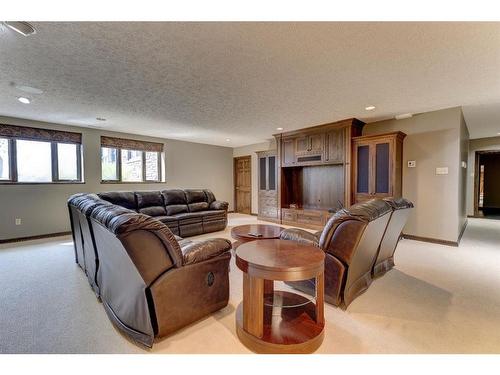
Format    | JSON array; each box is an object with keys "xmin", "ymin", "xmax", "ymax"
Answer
[
  {"xmin": 235, "ymin": 239, "xmax": 325, "ymax": 354},
  {"xmin": 230, "ymin": 224, "xmax": 285, "ymax": 249}
]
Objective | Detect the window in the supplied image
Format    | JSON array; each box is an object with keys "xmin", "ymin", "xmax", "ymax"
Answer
[
  {"xmin": 0, "ymin": 124, "xmax": 82, "ymax": 184},
  {"xmin": 0, "ymin": 138, "xmax": 10, "ymax": 180},
  {"xmin": 100, "ymin": 136, "xmax": 163, "ymax": 183}
]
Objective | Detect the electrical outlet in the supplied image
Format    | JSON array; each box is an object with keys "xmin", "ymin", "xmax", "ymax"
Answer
[
  {"xmin": 15, "ymin": 218, "xmax": 22, "ymax": 226},
  {"xmin": 407, "ymin": 160, "xmax": 416, "ymax": 168}
]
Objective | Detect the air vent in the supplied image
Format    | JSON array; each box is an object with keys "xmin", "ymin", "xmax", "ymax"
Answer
[
  {"xmin": 3, "ymin": 21, "xmax": 37, "ymax": 36},
  {"xmin": 297, "ymin": 155, "xmax": 322, "ymax": 163}
]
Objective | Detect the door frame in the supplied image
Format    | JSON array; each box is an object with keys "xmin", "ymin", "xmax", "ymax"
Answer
[
  {"xmin": 234, "ymin": 155, "xmax": 252, "ymax": 214},
  {"xmin": 474, "ymin": 150, "xmax": 500, "ymax": 217}
]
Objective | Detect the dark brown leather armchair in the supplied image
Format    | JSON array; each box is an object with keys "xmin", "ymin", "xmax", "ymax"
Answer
[
  {"xmin": 68, "ymin": 193, "xmax": 232, "ymax": 348},
  {"xmin": 372, "ymin": 197, "xmax": 414, "ymax": 278},
  {"xmin": 280, "ymin": 199, "xmax": 392, "ymax": 308}
]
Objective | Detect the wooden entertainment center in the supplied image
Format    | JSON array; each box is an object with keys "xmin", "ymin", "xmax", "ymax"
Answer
[{"xmin": 257, "ymin": 118, "xmax": 405, "ymax": 230}]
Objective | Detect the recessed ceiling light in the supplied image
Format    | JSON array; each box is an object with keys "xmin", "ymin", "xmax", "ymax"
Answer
[
  {"xmin": 395, "ymin": 113, "xmax": 413, "ymax": 120},
  {"xmin": 225, "ymin": 138, "xmax": 231, "ymax": 142},
  {"xmin": 17, "ymin": 97, "xmax": 30, "ymax": 104},
  {"xmin": 276, "ymin": 127, "xmax": 284, "ymax": 131},
  {"xmin": 365, "ymin": 106, "xmax": 376, "ymax": 111},
  {"xmin": 497, "ymin": 132, "xmax": 500, "ymax": 135},
  {"xmin": 3, "ymin": 21, "xmax": 37, "ymax": 36}
]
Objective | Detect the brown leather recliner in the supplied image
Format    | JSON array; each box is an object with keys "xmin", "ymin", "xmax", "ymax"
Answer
[
  {"xmin": 280, "ymin": 199, "xmax": 392, "ymax": 308},
  {"xmin": 68, "ymin": 194, "xmax": 232, "ymax": 347},
  {"xmin": 372, "ymin": 197, "xmax": 414, "ymax": 278}
]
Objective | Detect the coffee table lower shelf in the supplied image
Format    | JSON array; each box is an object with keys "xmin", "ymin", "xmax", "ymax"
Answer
[{"xmin": 235, "ymin": 291, "xmax": 324, "ymax": 354}]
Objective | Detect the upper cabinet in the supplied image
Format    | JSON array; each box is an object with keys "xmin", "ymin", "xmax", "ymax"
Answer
[
  {"xmin": 352, "ymin": 131, "xmax": 406, "ymax": 203},
  {"xmin": 279, "ymin": 120, "xmax": 362, "ymax": 167}
]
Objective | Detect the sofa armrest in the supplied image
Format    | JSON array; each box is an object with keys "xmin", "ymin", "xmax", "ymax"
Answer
[
  {"xmin": 210, "ymin": 200, "xmax": 229, "ymax": 211},
  {"xmin": 280, "ymin": 228, "xmax": 320, "ymax": 247},
  {"xmin": 180, "ymin": 238, "xmax": 232, "ymax": 265}
]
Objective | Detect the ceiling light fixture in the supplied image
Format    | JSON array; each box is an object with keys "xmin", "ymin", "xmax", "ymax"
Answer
[
  {"xmin": 395, "ymin": 113, "xmax": 413, "ymax": 120},
  {"xmin": 225, "ymin": 138, "xmax": 231, "ymax": 142},
  {"xmin": 17, "ymin": 97, "xmax": 30, "ymax": 104},
  {"xmin": 3, "ymin": 21, "xmax": 37, "ymax": 36},
  {"xmin": 365, "ymin": 106, "xmax": 376, "ymax": 111},
  {"xmin": 276, "ymin": 127, "xmax": 284, "ymax": 131},
  {"xmin": 96, "ymin": 117, "xmax": 107, "ymax": 122}
]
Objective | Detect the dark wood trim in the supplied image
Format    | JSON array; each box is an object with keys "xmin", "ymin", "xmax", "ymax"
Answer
[
  {"xmin": 402, "ymin": 234, "xmax": 458, "ymax": 247},
  {"xmin": 250, "ymin": 213, "xmax": 258, "ymax": 216},
  {"xmin": 272, "ymin": 118, "xmax": 364, "ymax": 138},
  {"xmin": 0, "ymin": 231, "xmax": 72, "ymax": 244},
  {"xmin": 473, "ymin": 151, "xmax": 480, "ymax": 216},
  {"xmin": 100, "ymin": 181, "xmax": 165, "ymax": 185}
]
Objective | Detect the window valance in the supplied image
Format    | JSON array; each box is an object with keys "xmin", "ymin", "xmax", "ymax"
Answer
[
  {"xmin": 101, "ymin": 136, "xmax": 163, "ymax": 152},
  {"xmin": 0, "ymin": 123, "xmax": 82, "ymax": 144}
]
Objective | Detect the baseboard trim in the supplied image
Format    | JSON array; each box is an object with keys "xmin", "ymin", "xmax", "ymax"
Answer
[
  {"xmin": 402, "ymin": 234, "xmax": 458, "ymax": 247},
  {"xmin": 250, "ymin": 213, "xmax": 258, "ymax": 216},
  {"xmin": 0, "ymin": 231, "xmax": 72, "ymax": 244}
]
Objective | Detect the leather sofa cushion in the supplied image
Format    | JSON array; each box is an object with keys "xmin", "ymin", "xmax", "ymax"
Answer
[
  {"xmin": 174, "ymin": 212, "xmax": 203, "ymax": 223},
  {"xmin": 180, "ymin": 238, "xmax": 232, "ymax": 265},
  {"xmin": 156, "ymin": 216, "xmax": 179, "ymax": 224},
  {"xmin": 203, "ymin": 189, "xmax": 216, "ymax": 205},
  {"xmin": 185, "ymin": 189, "xmax": 207, "ymax": 204},
  {"xmin": 188, "ymin": 202, "xmax": 209, "ymax": 212},
  {"xmin": 197, "ymin": 210, "xmax": 226, "ymax": 218},
  {"xmin": 136, "ymin": 191, "xmax": 167, "ymax": 216},
  {"xmin": 162, "ymin": 189, "xmax": 187, "ymax": 205},
  {"xmin": 98, "ymin": 191, "xmax": 137, "ymax": 210},
  {"xmin": 139, "ymin": 206, "xmax": 167, "ymax": 217},
  {"xmin": 166, "ymin": 204, "xmax": 189, "ymax": 216}
]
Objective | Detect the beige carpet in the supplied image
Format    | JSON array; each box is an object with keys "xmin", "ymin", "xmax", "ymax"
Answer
[{"xmin": 1, "ymin": 214, "xmax": 499, "ymax": 353}]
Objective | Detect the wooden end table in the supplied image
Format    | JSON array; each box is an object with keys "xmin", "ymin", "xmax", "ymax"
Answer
[
  {"xmin": 235, "ymin": 239, "xmax": 325, "ymax": 354},
  {"xmin": 230, "ymin": 224, "xmax": 285, "ymax": 250}
]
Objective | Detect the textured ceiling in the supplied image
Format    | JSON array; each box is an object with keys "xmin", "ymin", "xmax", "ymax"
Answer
[{"xmin": 1, "ymin": 22, "xmax": 500, "ymax": 147}]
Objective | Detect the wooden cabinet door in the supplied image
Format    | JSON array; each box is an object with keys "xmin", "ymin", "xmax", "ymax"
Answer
[
  {"xmin": 353, "ymin": 142, "xmax": 372, "ymax": 202},
  {"xmin": 372, "ymin": 140, "xmax": 393, "ymax": 198},
  {"xmin": 282, "ymin": 138, "xmax": 296, "ymax": 166},
  {"xmin": 309, "ymin": 133, "xmax": 324, "ymax": 154},
  {"xmin": 295, "ymin": 136, "xmax": 310, "ymax": 156},
  {"xmin": 325, "ymin": 128, "xmax": 345, "ymax": 163}
]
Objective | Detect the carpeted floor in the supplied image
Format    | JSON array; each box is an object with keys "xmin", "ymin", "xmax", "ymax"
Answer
[{"xmin": 1, "ymin": 214, "xmax": 499, "ymax": 354}]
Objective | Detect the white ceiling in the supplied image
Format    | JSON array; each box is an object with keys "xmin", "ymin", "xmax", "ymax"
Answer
[{"xmin": 1, "ymin": 22, "xmax": 500, "ymax": 147}]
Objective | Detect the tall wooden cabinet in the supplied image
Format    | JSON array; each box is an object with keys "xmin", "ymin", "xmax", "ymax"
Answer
[
  {"xmin": 352, "ymin": 131, "xmax": 406, "ymax": 203},
  {"xmin": 256, "ymin": 150, "xmax": 279, "ymax": 222}
]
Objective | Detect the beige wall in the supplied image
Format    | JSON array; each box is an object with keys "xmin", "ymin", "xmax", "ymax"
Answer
[
  {"xmin": 0, "ymin": 116, "xmax": 234, "ymax": 240},
  {"xmin": 467, "ymin": 136, "xmax": 500, "ymax": 216},
  {"xmin": 363, "ymin": 107, "xmax": 465, "ymax": 243},
  {"xmin": 233, "ymin": 140, "xmax": 275, "ymax": 214}
]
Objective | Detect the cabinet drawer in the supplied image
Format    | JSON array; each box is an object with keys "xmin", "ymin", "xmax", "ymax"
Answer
[
  {"xmin": 281, "ymin": 209, "xmax": 297, "ymax": 222},
  {"xmin": 297, "ymin": 211, "xmax": 324, "ymax": 226}
]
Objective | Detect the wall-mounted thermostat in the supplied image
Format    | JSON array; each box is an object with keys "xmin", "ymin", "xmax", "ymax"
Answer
[
  {"xmin": 407, "ymin": 160, "xmax": 416, "ymax": 168},
  {"xmin": 436, "ymin": 167, "xmax": 449, "ymax": 175}
]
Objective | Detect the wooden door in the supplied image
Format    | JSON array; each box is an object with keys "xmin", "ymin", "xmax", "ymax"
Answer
[
  {"xmin": 234, "ymin": 156, "xmax": 252, "ymax": 214},
  {"xmin": 282, "ymin": 138, "xmax": 296, "ymax": 166}
]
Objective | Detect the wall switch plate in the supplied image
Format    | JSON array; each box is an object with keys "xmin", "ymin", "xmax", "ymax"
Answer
[
  {"xmin": 436, "ymin": 167, "xmax": 449, "ymax": 175},
  {"xmin": 407, "ymin": 160, "xmax": 416, "ymax": 168},
  {"xmin": 15, "ymin": 218, "xmax": 22, "ymax": 225},
  {"xmin": 462, "ymin": 161, "xmax": 467, "ymax": 168}
]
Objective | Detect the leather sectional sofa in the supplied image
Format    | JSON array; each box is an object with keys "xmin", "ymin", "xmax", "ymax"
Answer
[
  {"xmin": 97, "ymin": 189, "xmax": 229, "ymax": 237},
  {"xmin": 280, "ymin": 197, "xmax": 413, "ymax": 308},
  {"xmin": 67, "ymin": 189, "xmax": 232, "ymax": 348}
]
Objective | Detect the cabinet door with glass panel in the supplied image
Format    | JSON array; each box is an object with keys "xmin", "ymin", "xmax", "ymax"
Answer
[
  {"xmin": 257, "ymin": 150, "xmax": 278, "ymax": 221},
  {"xmin": 352, "ymin": 132, "xmax": 405, "ymax": 204}
]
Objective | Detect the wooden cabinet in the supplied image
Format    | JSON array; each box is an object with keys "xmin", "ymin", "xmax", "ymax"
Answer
[
  {"xmin": 352, "ymin": 132, "xmax": 406, "ymax": 203},
  {"xmin": 257, "ymin": 150, "xmax": 279, "ymax": 222},
  {"xmin": 275, "ymin": 118, "xmax": 365, "ymax": 230}
]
